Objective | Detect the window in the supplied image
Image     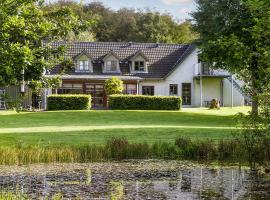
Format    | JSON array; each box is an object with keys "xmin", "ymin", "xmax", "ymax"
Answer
[
  {"xmin": 59, "ymin": 83, "xmax": 83, "ymax": 94},
  {"xmin": 169, "ymin": 84, "xmax": 178, "ymax": 96},
  {"xmin": 182, "ymin": 83, "xmax": 191, "ymax": 105},
  {"xmin": 134, "ymin": 61, "xmax": 145, "ymax": 71},
  {"xmin": 76, "ymin": 59, "xmax": 89, "ymax": 72},
  {"xmin": 106, "ymin": 60, "xmax": 118, "ymax": 71},
  {"xmin": 142, "ymin": 86, "xmax": 154, "ymax": 96},
  {"xmin": 123, "ymin": 84, "xmax": 137, "ymax": 95}
]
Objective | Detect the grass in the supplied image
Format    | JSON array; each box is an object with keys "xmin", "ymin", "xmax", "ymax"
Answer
[{"xmin": 0, "ymin": 107, "xmax": 250, "ymax": 147}]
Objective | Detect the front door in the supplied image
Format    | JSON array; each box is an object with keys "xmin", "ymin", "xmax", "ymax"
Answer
[{"xmin": 85, "ymin": 84, "xmax": 106, "ymax": 107}]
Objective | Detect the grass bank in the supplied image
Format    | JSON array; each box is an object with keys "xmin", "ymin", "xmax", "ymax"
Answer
[
  {"xmin": 0, "ymin": 107, "xmax": 250, "ymax": 147},
  {"xmin": 2, "ymin": 137, "xmax": 267, "ymax": 165}
]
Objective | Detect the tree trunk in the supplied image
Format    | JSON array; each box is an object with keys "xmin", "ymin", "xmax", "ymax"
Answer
[{"xmin": 251, "ymin": 73, "xmax": 259, "ymax": 115}]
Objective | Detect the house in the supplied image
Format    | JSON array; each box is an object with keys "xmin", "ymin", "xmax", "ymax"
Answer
[{"xmin": 0, "ymin": 42, "xmax": 248, "ymax": 109}]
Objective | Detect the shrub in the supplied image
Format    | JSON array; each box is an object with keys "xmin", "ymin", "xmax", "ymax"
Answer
[
  {"xmin": 109, "ymin": 95, "xmax": 182, "ymax": 110},
  {"xmin": 47, "ymin": 94, "xmax": 91, "ymax": 110},
  {"xmin": 104, "ymin": 77, "xmax": 123, "ymax": 95}
]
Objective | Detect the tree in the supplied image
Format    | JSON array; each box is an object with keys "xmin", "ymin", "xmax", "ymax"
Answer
[
  {"xmin": 42, "ymin": 1, "xmax": 198, "ymax": 44},
  {"xmin": 0, "ymin": 0, "xmax": 92, "ymax": 87},
  {"xmin": 192, "ymin": 0, "xmax": 270, "ymax": 114},
  {"xmin": 104, "ymin": 77, "xmax": 124, "ymax": 95}
]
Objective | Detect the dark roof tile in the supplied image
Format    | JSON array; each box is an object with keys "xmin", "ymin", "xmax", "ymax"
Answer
[{"xmin": 47, "ymin": 42, "xmax": 195, "ymax": 79}]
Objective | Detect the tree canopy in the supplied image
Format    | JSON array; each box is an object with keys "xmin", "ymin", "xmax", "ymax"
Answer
[
  {"xmin": 192, "ymin": 0, "xmax": 270, "ymax": 114},
  {"xmin": 0, "ymin": 0, "xmax": 91, "ymax": 86},
  {"xmin": 43, "ymin": 1, "xmax": 198, "ymax": 44}
]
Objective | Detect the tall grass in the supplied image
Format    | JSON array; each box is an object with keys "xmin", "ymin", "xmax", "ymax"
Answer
[{"xmin": 0, "ymin": 137, "xmax": 267, "ymax": 165}]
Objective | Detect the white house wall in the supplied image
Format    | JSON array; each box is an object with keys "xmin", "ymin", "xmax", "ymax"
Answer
[
  {"xmin": 139, "ymin": 50, "xmax": 198, "ymax": 107},
  {"xmin": 193, "ymin": 78, "xmax": 223, "ymax": 107},
  {"xmin": 139, "ymin": 49, "xmax": 245, "ymax": 107}
]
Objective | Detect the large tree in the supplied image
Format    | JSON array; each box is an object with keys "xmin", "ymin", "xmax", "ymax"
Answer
[
  {"xmin": 43, "ymin": 1, "xmax": 198, "ymax": 44},
  {"xmin": 0, "ymin": 0, "xmax": 91, "ymax": 86},
  {"xmin": 192, "ymin": 0, "xmax": 270, "ymax": 114}
]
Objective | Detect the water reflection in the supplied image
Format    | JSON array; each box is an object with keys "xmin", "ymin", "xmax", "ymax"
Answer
[{"xmin": 0, "ymin": 161, "xmax": 269, "ymax": 199}]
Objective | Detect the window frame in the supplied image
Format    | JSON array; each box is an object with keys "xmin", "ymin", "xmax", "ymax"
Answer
[
  {"xmin": 75, "ymin": 56, "xmax": 92, "ymax": 72},
  {"xmin": 134, "ymin": 61, "xmax": 145, "ymax": 72},
  {"xmin": 142, "ymin": 86, "xmax": 154, "ymax": 96},
  {"xmin": 182, "ymin": 83, "xmax": 192, "ymax": 105},
  {"xmin": 169, "ymin": 84, "xmax": 178, "ymax": 96}
]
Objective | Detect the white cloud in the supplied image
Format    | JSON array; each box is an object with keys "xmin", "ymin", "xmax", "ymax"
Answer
[{"xmin": 162, "ymin": 0, "xmax": 192, "ymax": 5}]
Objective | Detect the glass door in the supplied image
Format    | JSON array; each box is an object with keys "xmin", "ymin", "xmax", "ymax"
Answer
[{"xmin": 85, "ymin": 84, "xmax": 105, "ymax": 108}]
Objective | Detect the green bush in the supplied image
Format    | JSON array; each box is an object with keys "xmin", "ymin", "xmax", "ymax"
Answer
[
  {"xmin": 109, "ymin": 95, "xmax": 182, "ymax": 110},
  {"xmin": 47, "ymin": 94, "xmax": 91, "ymax": 110}
]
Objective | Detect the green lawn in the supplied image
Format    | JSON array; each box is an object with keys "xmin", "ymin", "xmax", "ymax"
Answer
[{"xmin": 0, "ymin": 107, "xmax": 250, "ymax": 147}]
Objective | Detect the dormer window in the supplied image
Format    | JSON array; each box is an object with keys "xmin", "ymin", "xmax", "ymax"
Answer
[
  {"xmin": 74, "ymin": 52, "xmax": 93, "ymax": 73},
  {"xmin": 102, "ymin": 51, "xmax": 121, "ymax": 73},
  {"xmin": 79, "ymin": 60, "xmax": 89, "ymax": 71},
  {"xmin": 106, "ymin": 60, "xmax": 118, "ymax": 72},
  {"xmin": 134, "ymin": 61, "xmax": 145, "ymax": 71},
  {"xmin": 130, "ymin": 50, "xmax": 149, "ymax": 73}
]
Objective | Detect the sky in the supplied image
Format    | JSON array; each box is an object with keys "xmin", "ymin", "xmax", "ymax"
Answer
[{"xmin": 48, "ymin": 0, "xmax": 197, "ymax": 22}]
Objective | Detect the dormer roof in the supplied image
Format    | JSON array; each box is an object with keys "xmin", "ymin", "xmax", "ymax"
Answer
[
  {"xmin": 102, "ymin": 50, "xmax": 120, "ymax": 61},
  {"xmin": 130, "ymin": 50, "xmax": 149, "ymax": 62},
  {"xmin": 73, "ymin": 50, "xmax": 92, "ymax": 61}
]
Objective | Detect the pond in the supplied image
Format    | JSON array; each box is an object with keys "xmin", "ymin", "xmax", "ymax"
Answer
[{"xmin": 0, "ymin": 160, "xmax": 269, "ymax": 199}]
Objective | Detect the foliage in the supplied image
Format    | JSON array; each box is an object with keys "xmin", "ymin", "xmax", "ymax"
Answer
[
  {"xmin": 236, "ymin": 93, "xmax": 270, "ymax": 168},
  {"xmin": 104, "ymin": 77, "xmax": 123, "ymax": 95},
  {"xmin": 0, "ymin": 0, "xmax": 92, "ymax": 86},
  {"xmin": 0, "ymin": 137, "xmax": 265, "ymax": 165},
  {"xmin": 47, "ymin": 94, "xmax": 91, "ymax": 110},
  {"xmin": 28, "ymin": 76, "xmax": 62, "ymax": 95},
  {"xmin": 192, "ymin": 0, "xmax": 270, "ymax": 114},
  {"xmin": 43, "ymin": 1, "xmax": 198, "ymax": 43},
  {"xmin": 109, "ymin": 95, "xmax": 182, "ymax": 110}
]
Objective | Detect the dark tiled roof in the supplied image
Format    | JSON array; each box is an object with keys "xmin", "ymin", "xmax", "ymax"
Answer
[{"xmin": 47, "ymin": 42, "xmax": 195, "ymax": 79}]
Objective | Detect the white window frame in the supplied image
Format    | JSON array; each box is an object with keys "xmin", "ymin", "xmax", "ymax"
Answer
[
  {"xmin": 131, "ymin": 60, "xmax": 148, "ymax": 73},
  {"xmin": 75, "ymin": 55, "xmax": 92, "ymax": 73}
]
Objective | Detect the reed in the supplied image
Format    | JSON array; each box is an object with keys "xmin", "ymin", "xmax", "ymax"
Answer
[{"xmin": 0, "ymin": 137, "xmax": 268, "ymax": 165}]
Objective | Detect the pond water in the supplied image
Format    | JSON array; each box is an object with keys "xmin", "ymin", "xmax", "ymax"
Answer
[{"xmin": 0, "ymin": 160, "xmax": 269, "ymax": 200}]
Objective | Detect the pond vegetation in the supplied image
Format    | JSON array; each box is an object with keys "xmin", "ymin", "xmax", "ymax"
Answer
[
  {"xmin": 0, "ymin": 161, "xmax": 269, "ymax": 199},
  {"xmin": 0, "ymin": 137, "xmax": 269, "ymax": 166}
]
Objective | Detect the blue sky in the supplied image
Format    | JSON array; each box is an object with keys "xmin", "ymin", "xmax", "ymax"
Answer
[{"xmin": 48, "ymin": 0, "xmax": 196, "ymax": 22}]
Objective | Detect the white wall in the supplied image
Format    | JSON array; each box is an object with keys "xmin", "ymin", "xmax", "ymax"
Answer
[
  {"xmin": 193, "ymin": 78, "xmax": 223, "ymax": 107},
  {"xmin": 139, "ymin": 49, "xmax": 245, "ymax": 107},
  {"xmin": 139, "ymin": 49, "xmax": 198, "ymax": 107}
]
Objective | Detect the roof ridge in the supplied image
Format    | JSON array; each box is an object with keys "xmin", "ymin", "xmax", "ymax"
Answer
[{"xmin": 50, "ymin": 40, "xmax": 191, "ymax": 46}]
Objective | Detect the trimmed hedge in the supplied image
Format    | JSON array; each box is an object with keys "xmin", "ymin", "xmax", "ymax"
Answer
[
  {"xmin": 109, "ymin": 95, "xmax": 182, "ymax": 110},
  {"xmin": 47, "ymin": 94, "xmax": 91, "ymax": 110}
]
